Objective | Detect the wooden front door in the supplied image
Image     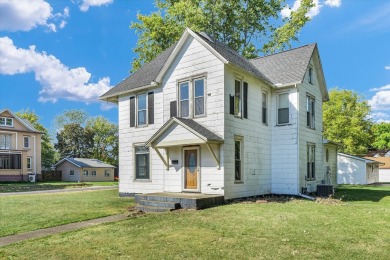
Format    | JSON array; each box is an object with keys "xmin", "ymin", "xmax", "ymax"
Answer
[{"xmin": 184, "ymin": 149, "xmax": 198, "ymax": 190}]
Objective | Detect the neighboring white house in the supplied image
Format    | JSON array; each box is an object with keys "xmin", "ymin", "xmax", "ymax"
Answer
[
  {"xmin": 100, "ymin": 28, "xmax": 330, "ymax": 199},
  {"xmin": 364, "ymin": 157, "xmax": 390, "ymax": 183},
  {"xmin": 54, "ymin": 158, "xmax": 115, "ymax": 182},
  {"xmin": 337, "ymin": 153, "xmax": 381, "ymax": 185}
]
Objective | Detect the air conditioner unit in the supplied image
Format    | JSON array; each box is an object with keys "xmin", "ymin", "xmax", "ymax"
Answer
[{"xmin": 28, "ymin": 174, "xmax": 36, "ymax": 183}]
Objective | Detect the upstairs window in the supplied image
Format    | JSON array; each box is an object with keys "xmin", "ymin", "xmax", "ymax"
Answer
[
  {"xmin": 179, "ymin": 82, "xmax": 190, "ymax": 118},
  {"xmin": 262, "ymin": 92, "xmax": 267, "ymax": 125},
  {"xmin": 309, "ymin": 67, "xmax": 313, "ymax": 84},
  {"xmin": 0, "ymin": 117, "xmax": 13, "ymax": 127},
  {"xmin": 137, "ymin": 94, "xmax": 147, "ymax": 126},
  {"xmin": 307, "ymin": 95, "xmax": 315, "ymax": 129},
  {"xmin": 0, "ymin": 134, "xmax": 12, "ymax": 149},
  {"xmin": 307, "ymin": 144, "xmax": 315, "ymax": 180},
  {"xmin": 277, "ymin": 92, "xmax": 289, "ymax": 125},
  {"xmin": 194, "ymin": 78, "xmax": 205, "ymax": 116},
  {"xmin": 234, "ymin": 80, "xmax": 242, "ymax": 117},
  {"xmin": 24, "ymin": 136, "xmax": 29, "ymax": 148}
]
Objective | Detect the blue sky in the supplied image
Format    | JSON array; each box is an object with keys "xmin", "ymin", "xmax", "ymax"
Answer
[{"xmin": 0, "ymin": 0, "xmax": 389, "ymax": 132}]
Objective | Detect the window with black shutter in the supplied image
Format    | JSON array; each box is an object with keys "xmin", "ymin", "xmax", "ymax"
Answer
[
  {"xmin": 229, "ymin": 95, "xmax": 234, "ymax": 115},
  {"xmin": 130, "ymin": 96, "xmax": 135, "ymax": 127},
  {"xmin": 307, "ymin": 144, "xmax": 315, "ymax": 180},
  {"xmin": 148, "ymin": 92, "xmax": 154, "ymax": 124},
  {"xmin": 243, "ymin": 82, "xmax": 248, "ymax": 119}
]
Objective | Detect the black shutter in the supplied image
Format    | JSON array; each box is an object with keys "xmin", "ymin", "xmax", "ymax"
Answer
[
  {"xmin": 243, "ymin": 82, "xmax": 248, "ymax": 119},
  {"xmin": 130, "ymin": 96, "xmax": 135, "ymax": 127},
  {"xmin": 170, "ymin": 100, "xmax": 177, "ymax": 118},
  {"xmin": 148, "ymin": 92, "xmax": 154, "ymax": 124},
  {"xmin": 229, "ymin": 95, "xmax": 234, "ymax": 115}
]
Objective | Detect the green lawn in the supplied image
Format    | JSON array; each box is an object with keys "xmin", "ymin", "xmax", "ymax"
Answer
[
  {"xmin": 0, "ymin": 189, "xmax": 133, "ymax": 237},
  {"xmin": 1, "ymin": 186, "xmax": 389, "ymax": 259},
  {"xmin": 0, "ymin": 181, "xmax": 118, "ymax": 192}
]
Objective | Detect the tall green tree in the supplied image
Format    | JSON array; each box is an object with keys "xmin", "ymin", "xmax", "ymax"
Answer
[
  {"xmin": 323, "ymin": 89, "xmax": 373, "ymax": 156},
  {"xmin": 16, "ymin": 109, "xmax": 57, "ymax": 168},
  {"xmin": 86, "ymin": 116, "xmax": 118, "ymax": 165},
  {"xmin": 54, "ymin": 109, "xmax": 89, "ymax": 130},
  {"xmin": 130, "ymin": 0, "xmax": 314, "ymax": 71},
  {"xmin": 55, "ymin": 123, "xmax": 94, "ymax": 158},
  {"xmin": 372, "ymin": 122, "xmax": 390, "ymax": 150}
]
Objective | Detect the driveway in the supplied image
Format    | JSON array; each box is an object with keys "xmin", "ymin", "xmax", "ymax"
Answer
[{"xmin": 0, "ymin": 186, "xmax": 117, "ymax": 196}]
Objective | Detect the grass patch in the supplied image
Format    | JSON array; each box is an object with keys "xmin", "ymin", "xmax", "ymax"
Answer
[
  {"xmin": 1, "ymin": 186, "xmax": 389, "ymax": 259},
  {"xmin": 0, "ymin": 189, "xmax": 133, "ymax": 237},
  {"xmin": 0, "ymin": 181, "xmax": 118, "ymax": 192}
]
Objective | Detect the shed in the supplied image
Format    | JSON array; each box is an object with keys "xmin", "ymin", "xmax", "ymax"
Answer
[
  {"xmin": 364, "ymin": 157, "xmax": 390, "ymax": 183},
  {"xmin": 54, "ymin": 158, "xmax": 115, "ymax": 182},
  {"xmin": 337, "ymin": 153, "xmax": 381, "ymax": 185}
]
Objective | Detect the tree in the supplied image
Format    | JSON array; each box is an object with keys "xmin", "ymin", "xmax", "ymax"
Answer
[
  {"xmin": 130, "ymin": 0, "xmax": 314, "ymax": 71},
  {"xmin": 55, "ymin": 123, "xmax": 94, "ymax": 158},
  {"xmin": 16, "ymin": 109, "xmax": 57, "ymax": 168},
  {"xmin": 372, "ymin": 122, "xmax": 390, "ymax": 150},
  {"xmin": 323, "ymin": 89, "xmax": 373, "ymax": 156},
  {"xmin": 86, "ymin": 116, "xmax": 118, "ymax": 165},
  {"xmin": 54, "ymin": 109, "xmax": 89, "ymax": 130}
]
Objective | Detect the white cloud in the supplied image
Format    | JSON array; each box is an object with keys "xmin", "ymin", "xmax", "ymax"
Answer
[
  {"xmin": 370, "ymin": 112, "xmax": 390, "ymax": 123},
  {"xmin": 281, "ymin": 0, "xmax": 341, "ymax": 19},
  {"xmin": 385, "ymin": 66, "xmax": 390, "ymax": 70},
  {"xmin": 324, "ymin": 0, "xmax": 341, "ymax": 7},
  {"xmin": 0, "ymin": 0, "xmax": 69, "ymax": 32},
  {"xmin": 79, "ymin": 0, "xmax": 113, "ymax": 12},
  {"xmin": 368, "ymin": 84, "xmax": 390, "ymax": 111},
  {"xmin": 0, "ymin": 37, "xmax": 112, "ymax": 107}
]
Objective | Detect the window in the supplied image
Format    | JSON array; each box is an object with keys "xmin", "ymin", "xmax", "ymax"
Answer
[
  {"xmin": 234, "ymin": 80, "xmax": 242, "ymax": 117},
  {"xmin": 0, "ymin": 134, "xmax": 12, "ymax": 149},
  {"xmin": 179, "ymin": 81, "xmax": 190, "ymax": 117},
  {"xmin": 137, "ymin": 94, "xmax": 147, "ymax": 126},
  {"xmin": 0, "ymin": 154, "xmax": 21, "ymax": 169},
  {"xmin": 0, "ymin": 117, "xmax": 13, "ymax": 127},
  {"xmin": 104, "ymin": 170, "xmax": 110, "ymax": 177},
  {"xmin": 262, "ymin": 92, "xmax": 267, "ymax": 124},
  {"xmin": 135, "ymin": 146, "xmax": 149, "ymax": 180},
  {"xmin": 91, "ymin": 170, "xmax": 97, "ymax": 176},
  {"xmin": 24, "ymin": 136, "xmax": 29, "ymax": 148},
  {"xmin": 234, "ymin": 136, "xmax": 243, "ymax": 182},
  {"xmin": 278, "ymin": 93, "xmax": 289, "ymax": 124},
  {"xmin": 70, "ymin": 170, "xmax": 74, "ymax": 176},
  {"xmin": 194, "ymin": 78, "xmax": 205, "ymax": 116},
  {"xmin": 326, "ymin": 148, "xmax": 329, "ymax": 163},
  {"xmin": 27, "ymin": 157, "xmax": 32, "ymax": 169},
  {"xmin": 307, "ymin": 95, "xmax": 315, "ymax": 129},
  {"xmin": 307, "ymin": 144, "xmax": 315, "ymax": 180},
  {"xmin": 83, "ymin": 170, "xmax": 88, "ymax": 176},
  {"xmin": 308, "ymin": 67, "xmax": 313, "ymax": 84}
]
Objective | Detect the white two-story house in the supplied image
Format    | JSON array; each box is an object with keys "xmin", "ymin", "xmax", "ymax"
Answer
[{"xmin": 100, "ymin": 28, "xmax": 329, "ymax": 199}]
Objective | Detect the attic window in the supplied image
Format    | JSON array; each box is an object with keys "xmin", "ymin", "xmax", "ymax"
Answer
[
  {"xmin": 0, "ymin": 117, "xmax": 13, "ymax": 127},
  {"xmin": 309, "ymin": 67, "xmax": 313, "ymax": 84}
]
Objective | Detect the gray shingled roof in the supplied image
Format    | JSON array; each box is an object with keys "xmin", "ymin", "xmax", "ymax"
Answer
[
  {"xmin": 55, "ymin": 158, "xmax": 115, "ymax": 168},
  {"xmin": 250, "ymin": 44, "xmax": 316, "ymax": 86},
  {"xmin": 100, "ymin": 43, "xmax": 177, "ymax": 99},
  {"xmin": 174, "ymin": 117, "xmax": 223, "ymax": 142},
  {"xmin": 100, "ymin": 30, "xmax": 316, "ymax": 99}
]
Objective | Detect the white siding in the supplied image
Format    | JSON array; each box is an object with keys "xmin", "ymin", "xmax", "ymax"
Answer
[
  {"xmin": 117, "ymin": 35, "xmax": 225, "ymax": 195},
  {"xmin": 298, "ymin": 58, "xmax": 325, "ymax": 193},
  {"xmin": 379, "ymin": 169, "xmax": 390, "ymax": 182},
  {"xmin": 337, "ymin": 155, "xmax": 367, "ymax": 184}
]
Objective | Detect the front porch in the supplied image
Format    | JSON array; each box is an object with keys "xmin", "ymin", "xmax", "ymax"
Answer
[{"xmin": 135, "ymin": 192, "xmax": 225, "ymax": 213}]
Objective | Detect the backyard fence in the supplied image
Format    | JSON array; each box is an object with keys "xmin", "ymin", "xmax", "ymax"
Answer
[{"xmin": 40, "ymin": 170, "xmax": 62, "ymax": 181}]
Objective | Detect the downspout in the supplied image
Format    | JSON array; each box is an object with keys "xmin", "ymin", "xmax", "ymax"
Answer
[
  {"xmin": 295, "ymin": 83, "xmax": 300, "ymax": 196},
  {"xmin": 32, "ymin": 136, "xmax": 36, "ymax": 175}
]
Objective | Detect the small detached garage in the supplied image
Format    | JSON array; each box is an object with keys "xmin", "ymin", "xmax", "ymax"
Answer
[
  {"xmin": 54, "ymin": 158, "xmax": 115, "ymax": 182},
  {"xmin": 364, "ymin": 157, "xmax": 390, "ymax": 183},
  {"xmin": 337, "ymin": 153, "xmax": 382, "ymax": 185}
]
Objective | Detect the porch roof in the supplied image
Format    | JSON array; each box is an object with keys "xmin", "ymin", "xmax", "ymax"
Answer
[{"xmin": 145, "ymin": 117, "xmax": 223, "ymax": 148}]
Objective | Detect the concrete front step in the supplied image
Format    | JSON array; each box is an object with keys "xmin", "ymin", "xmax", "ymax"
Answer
[
  {"xmin": 138, "ymin": 199, "xmax": 181, "ymax": 209},
  {"xmin": 135, "ymin": 195, "xmax": 181, "ymax": 204},
  {"xmin": 135, "ymin": 205, "xmax": 174, "ymax": 213}
]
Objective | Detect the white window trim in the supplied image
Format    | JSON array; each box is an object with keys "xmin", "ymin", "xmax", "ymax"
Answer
[
  {"xmin": 193, "ymin": 77, "xmax": 207, "ymax": 118},
  {"xmin": 0, "ymin": 117, "xmax": 13, "ymax": 127},
  {"xmin": 178, "ymin": 81, "xmax": 191, "ymax": 118},
  {"xmin": 306, "ymin": 94, "xmax": 315, "ymax": 129},
  {"xmin": 134, "ymin": 144, "xmax": 151, "ymax": 181},
  {"xmin": 136, "ymin": 93, "xmax": 148, "ymax": 127},
  {"xmin": 104, "ymin": 169, "xmax": 110, "ymax": 177},
  {"xmin": 234, "ymin": 135, "xmax": 244, "ymax": 183},
  {"xmin": 70, "ymin": 170, "xmax": 75, "ymax": 176},
  {"xmin": 262, "ymin": 90, "xmax": 268, "ymax": 125},
  {"xmin": 0, "ymin": 134, "xmax": 12, "ymax": 149},
  {"xmin": 234, "ymin": 79, "xmax": 243, "ymax": 118},
  {"xmin": 83, "ymin": 170, "xmax": 89, "ymax": 176},
  {"xmin": 277, "ymin": 92, "xmax": 290, "ymax": 125}
]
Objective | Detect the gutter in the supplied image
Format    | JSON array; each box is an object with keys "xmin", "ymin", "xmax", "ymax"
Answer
[{"xmin": 99, "ymin": 82, "xmax": 159, "ymax": 101}]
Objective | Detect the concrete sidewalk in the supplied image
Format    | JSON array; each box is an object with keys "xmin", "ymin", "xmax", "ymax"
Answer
[
  {"xmin": 0, "ymin": 213, "xmax": 128, "ymax": 247},
  {"xmin": 0, "ymin": 186, "xmax": 117, "ymax": 196}
]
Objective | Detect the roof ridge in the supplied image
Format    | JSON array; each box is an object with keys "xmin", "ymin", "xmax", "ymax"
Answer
[{"xmin": 250, "ymin": 43, "xmax": 317, "ymax": 61}]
